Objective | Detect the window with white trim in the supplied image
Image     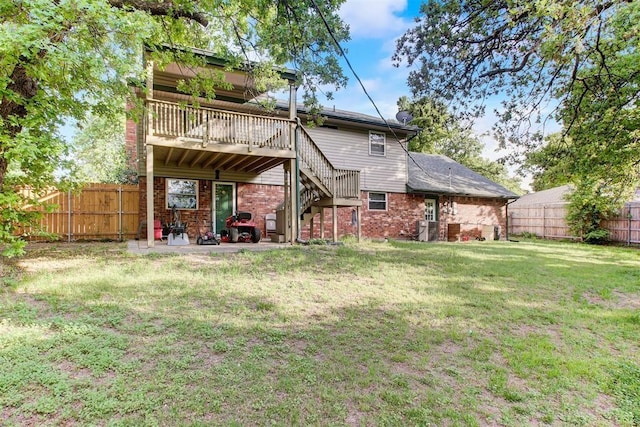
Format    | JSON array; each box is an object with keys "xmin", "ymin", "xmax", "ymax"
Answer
[
  {"xmin": 368, "ymin": 192, "xmax": 387, "ymax": 211},
  {"xmin": 425, "ymin": 198, "xmax": 437, "ymax": 221},
  {"xmin": 166, "ymin": 179, "xmax": 198, "ymax": 210},
  {"xmin": 369, "ymin": 131, "xmax": 386, "ymax": 156}
]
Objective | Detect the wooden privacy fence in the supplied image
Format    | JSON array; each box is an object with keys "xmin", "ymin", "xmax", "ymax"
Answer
[
  {"xmin": 509, "ymin": 203, "xmax": 640, "ymax": 244},
  {"xmin": 18, "ymin": 184, "xmax": 139, "ymax": 242}
]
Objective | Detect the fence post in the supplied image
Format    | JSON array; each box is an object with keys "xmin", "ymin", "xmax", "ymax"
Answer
[
  {"xmin": 118, "ymin": 186, "xmax": 123, "ymax": 242},
  {"xmin": 542, "ymin": 205, "xmax": 546, "ymax": 239},
  {"xmin": 628, "ymin": 207, "xmax": 632, "ymax": 246},
  {"xmin": 68, "ymin": 189, "xmax": 72, "ymax": 242}
]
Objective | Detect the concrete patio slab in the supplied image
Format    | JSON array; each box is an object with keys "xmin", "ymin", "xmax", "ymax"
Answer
[{"xmin": 127, "ymin": 239, "xmax": 290, "ymax": 255}]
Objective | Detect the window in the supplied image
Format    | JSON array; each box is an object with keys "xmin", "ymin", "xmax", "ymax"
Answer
[
  {"xmin": 368, "ymin": 192, "xmax": 387, "ymax": 211},
  {"xmin": 166, "ymin": 179, "xmax": 198, "ymax": 209},
  {"xmin": 369, "ymin": 131, "xmax": 386, "ymax": 156},
  {"xmin": 425, "ymin": 198, "xmax": 437, "ymax": 221}
]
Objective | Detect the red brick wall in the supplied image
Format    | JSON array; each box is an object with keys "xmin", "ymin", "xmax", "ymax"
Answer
[
  {"xmin": 138, "ymin": 177, "xmax": 214, "ymax": 238},
  {"xmin": 137, "ymin": 180, "xmax": 507, "ymax": 241},
  {"xmin": 361, "ymin": 192, "xmax": 425, "ymax": 239},
  {"xmin": 437, "ymin": 195, "xmax": 507, "ymax": 240},
  {"xmin": 301, "ymin": 192, "xmax": 425, "ymax": 240},
  {"xmin": 124, "ymin": 103, "xmax": 138, "ymax": 175},
  {"xmin": 237, "ymin": 183, "xmax": 284, "ymax": 234}
]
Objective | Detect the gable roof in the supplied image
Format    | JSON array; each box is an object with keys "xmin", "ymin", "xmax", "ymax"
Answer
[
  {"xmin": 511, "ymin": 184, "xmax": 640, "ymax": 207},
  {"xmin": 407, "ymin": 153, "xmax": 519, "ymax": 199},
  {"xmin": 510, "ymin": 184, "xmax": 573, "ymax": 207}
]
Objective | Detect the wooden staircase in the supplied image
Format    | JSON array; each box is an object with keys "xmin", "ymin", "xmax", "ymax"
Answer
[{"xmin": 296, "ymin": 127, "xmax": 361, "ymax": 230}]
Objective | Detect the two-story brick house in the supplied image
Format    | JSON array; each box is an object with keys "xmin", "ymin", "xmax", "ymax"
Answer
[
  {"xmin": 127, "ymin": 46, "xmax": 422, "ymax": 247},
  {"xmin": 127, "ymin": 46, "xmax": 517, "ymax": 247}
]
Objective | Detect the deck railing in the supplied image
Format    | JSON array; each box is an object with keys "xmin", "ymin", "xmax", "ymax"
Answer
[
  {"xmin": 146, "ymin": 100, "xmax": 360, "ymax": 207},
  {"xmin": 333, "ymin": 168, "xmax": 360, "ymax": 199},
  {"xmin": 147, "ymin": 100, "xmax": 292, "ymax": 150}
]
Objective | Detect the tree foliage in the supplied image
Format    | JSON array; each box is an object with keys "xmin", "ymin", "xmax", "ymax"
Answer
[
  {"xmin": 521, "ymin": 133, "xmax": 575, "ymax": 192},
  {"xmin": 399, "ymin": 96, "xmax": 522, "ymax": 194},
  {"xmin": 0, "ymin": 0, "xmax": 349, "ymax": 256},
  {"xmin": 69, "ymin": 113, "xmax": 136, "ymax": 184},
  {"xmin": 394, "ymin": 0, "xmax": 639, "ymax": 213}
]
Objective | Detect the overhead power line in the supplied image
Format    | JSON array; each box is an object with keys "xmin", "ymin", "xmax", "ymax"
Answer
[{"xmin": 307, "ymin": 0, "xmax": 433, "ymax": 177}]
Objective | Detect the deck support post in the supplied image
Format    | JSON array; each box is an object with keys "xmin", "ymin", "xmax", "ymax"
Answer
[
  {"xmin": 145, "ymin": 59, "xmax": 155, "ymax": 248},
  {"xmin": 357, "ymin": 205, "xmax": 362, "ymax": 242},
  {"xmin": 288, "ymin": 83, "xmax": 299, "ymax": 244},
  {"xmin": 283, "ymin": 164, "xmax": 290, "ymax": 242},
  {"xmin": 332, "ymin": 205, "xmax": 338, "ymax": 243},
  {"xmin": 289, "ymin": 158, "xmax": 298, "ymax": 243},
  {"xmin": 146, "ymin": 144, "xmax": 154, "ymax": 248},
  {"xmin": 320, "ymin": 208, "xmax": 325, "ymax": 239}
]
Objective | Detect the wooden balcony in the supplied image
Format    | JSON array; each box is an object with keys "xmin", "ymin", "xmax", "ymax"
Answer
[
  {"xmin": 145, "ymin": 100, "xmax": 295, "ymax": 174},
  {"xmin": 145, "ymin": 100, "xmax": 360, "ymax": 207}
]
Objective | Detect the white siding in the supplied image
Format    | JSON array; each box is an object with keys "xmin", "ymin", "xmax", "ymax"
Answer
[{"xmin": 305, "ymin": 126, "xmax": 408, "ymax": 193}]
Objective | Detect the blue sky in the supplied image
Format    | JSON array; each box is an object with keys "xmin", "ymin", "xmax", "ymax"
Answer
[
  {"xmin": 332, "ymin": 0, "xmax": 421, "ymax": 120},
  {"xmin": 332, "ymin": 0, "xmax": 531, "ymax": 184}
]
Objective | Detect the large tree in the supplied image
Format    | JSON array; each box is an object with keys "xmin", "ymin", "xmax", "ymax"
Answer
[
  {"xmin": 521, "ymin": 133, "xmax": 574, "ymax": 192},
  {"xmin": 394, "ymin": 0, "xmax": 639, "ymax": 206},
  {"xmin": 0, "ymin": 0, "xmax": 349, "ymax": 256}
]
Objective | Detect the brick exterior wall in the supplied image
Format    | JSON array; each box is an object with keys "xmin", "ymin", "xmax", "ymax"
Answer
[
  {"xmin": 136, "ymin": 179, "xmax": 508, "ymax": 241},
  {"xmin": 301, "ymin": 192, "xmax": 425, "ymax": 240},
  {"xmin": 125, "ymin": 104, "xmax": 138, "ymax": 176},
  {"xmin": 237, "ymin": 183, "xmax": 284, "ymax": 235},
  {"xmin": 437, "ymin": 195, "xmax": 508, "ymax": 241},
  {"xmin": 137, "ymin": 180, "xmax": 283, "ymax": 239},
  {"xmin": 138, "ymin": 177, "xmax": 214, "ymax": 238}
]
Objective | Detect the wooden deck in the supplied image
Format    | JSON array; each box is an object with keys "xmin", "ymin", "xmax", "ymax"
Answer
[
  {"xmin": 146, "ymin": 100, "xmax": 296, "ymax": 174},
  {"xmin": 145, "ymin": 100, "xmax": 361, "ymax": 203}
]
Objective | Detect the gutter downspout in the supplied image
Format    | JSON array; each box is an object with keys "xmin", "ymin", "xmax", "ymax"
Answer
[{"xmin": 505, "ymin": 198, "xmax": 518, "ymax": 241}]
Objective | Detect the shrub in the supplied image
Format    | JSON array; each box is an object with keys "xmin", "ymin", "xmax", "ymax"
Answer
[{"xmin": 584, "ymin": 228, "xmax": 609, "ymax": 244}]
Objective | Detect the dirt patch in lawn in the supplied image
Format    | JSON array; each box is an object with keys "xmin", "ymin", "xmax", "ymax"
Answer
[
  {"xmin": 583, "ymin": 290, "xmax": 640, "ymax": 310},
  {"xmin": 610, "ymin": 290, "xmax": 640, "ymax": 309}
]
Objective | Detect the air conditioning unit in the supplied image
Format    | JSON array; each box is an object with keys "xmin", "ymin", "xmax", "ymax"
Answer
[
  {"xmin": 416, "ymin": 221, "xmax": 439, "ymax": 242},
  {"xmin": 416, "ymin": 220, "xmax": 428, "ymax": 241}
]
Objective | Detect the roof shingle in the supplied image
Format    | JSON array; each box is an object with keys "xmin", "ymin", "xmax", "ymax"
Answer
[{"xmin": 407, "ymin": 153, "xmax": 519, "ymax": 199}]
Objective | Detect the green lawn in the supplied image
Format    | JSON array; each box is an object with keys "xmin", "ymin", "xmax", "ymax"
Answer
[{"xmin": 1, "ymin": 239, "xmax": 639, "ymax": 426}]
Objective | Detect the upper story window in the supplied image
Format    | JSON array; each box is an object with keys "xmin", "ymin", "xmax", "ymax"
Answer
[
  {"xmin": 368, "ymin": 192, "xmax": 387, "ymax": 211},
  {"xmin": 166, "ymin": 179, "xmax": 198, "ymax": 210},
  {"xmin": 369, "ymin": 131, "xmax": 386, "ymax": 156}
]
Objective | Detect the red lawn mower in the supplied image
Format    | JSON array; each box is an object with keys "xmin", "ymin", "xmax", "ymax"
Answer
[{"xmin": 220, "ymin": 211, "xmax": 262, "ymax": 243}]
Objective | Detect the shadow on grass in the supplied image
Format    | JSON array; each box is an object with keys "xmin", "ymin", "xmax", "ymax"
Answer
[{"xmin": 2, "ymin": 241, "xmax": 639, "ymax": 425}]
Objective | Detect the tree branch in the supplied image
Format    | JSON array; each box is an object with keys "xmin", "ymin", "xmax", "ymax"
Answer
[
  {"xmin": 107, "ymin": 0, "xmax": 209, "ymax": 27},
  {"xmin": 479, "ymin": 50, "xmax": 534, "ymax": 78}
]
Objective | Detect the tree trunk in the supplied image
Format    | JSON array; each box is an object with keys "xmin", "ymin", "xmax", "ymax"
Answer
[{"xmin": 0, "ymin": 63, "xmax": 38, "ymax": 190}]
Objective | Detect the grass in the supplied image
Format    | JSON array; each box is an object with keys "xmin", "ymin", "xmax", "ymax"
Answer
[{"xmin": 1, "ymin": 239, "xmax": 639, "ymax": 425}]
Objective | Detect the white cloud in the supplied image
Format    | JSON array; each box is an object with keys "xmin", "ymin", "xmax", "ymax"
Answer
[
  {"xmin": 358, "ymin": 78, "xmax": 382, "ymax": 93},
  {"xmin": 325, "ymin": 75, "xmax": 407, "ymax": 120},
  {"xmin": 339, "ymin": 0, "xmax": 411, "ymax": 39}
]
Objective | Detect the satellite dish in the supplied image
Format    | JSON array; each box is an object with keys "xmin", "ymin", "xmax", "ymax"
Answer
[{"xmin": 396, "ymin": 110, "xmax": 413, "ymax": 125}]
